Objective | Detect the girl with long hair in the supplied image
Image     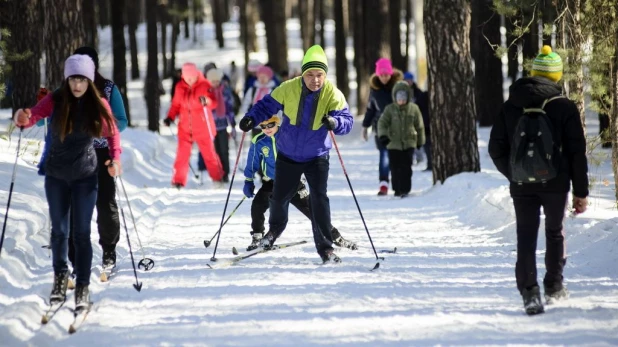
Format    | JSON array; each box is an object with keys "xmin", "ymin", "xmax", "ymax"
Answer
[{"xmin": 13, "ymin": 54, "xmax": 122, "ymax": 313}]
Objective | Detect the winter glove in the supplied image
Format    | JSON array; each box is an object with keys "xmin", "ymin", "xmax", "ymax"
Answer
[
  {"xmin": 163, "ymin": 117, "xmax": 174, "ymax": 127},
  {"xmin": 239, "ymin": 117, "xmax": 255, "ymax": 132},
  {"xmin": 322, "ymin": 115, "xmax": 337, "ymax": 130},
  {"xmin": 379, "ymin": 136, "xmax": 390, "ymax": 147},
  {"xmin": 243, "ymin": 180, "xmax": 255, "ymax": 198}
]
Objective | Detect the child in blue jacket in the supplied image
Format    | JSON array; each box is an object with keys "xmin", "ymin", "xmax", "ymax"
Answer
[{"xmin": 243, "ymin": 115, "xmax": 357, "ymax": 251}]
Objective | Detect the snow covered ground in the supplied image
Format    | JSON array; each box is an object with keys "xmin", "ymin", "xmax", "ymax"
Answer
[{"xmin": 0, "ymin": 18, "xmax": 617, "ymax": 347}]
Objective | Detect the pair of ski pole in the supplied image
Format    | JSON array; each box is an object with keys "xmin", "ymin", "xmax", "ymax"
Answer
[{"xmin": 205, "ymin": 130, "xmax": 383, "ymax": 271}]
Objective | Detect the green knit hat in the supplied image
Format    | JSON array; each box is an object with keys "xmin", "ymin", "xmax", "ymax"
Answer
[
  {"xmin": 530, "ymin": 45, "xmax": 563, "ymax": 82},
  {"xmin": 302, "ymin": 45, "xmax": 328, "ymax": 76}
]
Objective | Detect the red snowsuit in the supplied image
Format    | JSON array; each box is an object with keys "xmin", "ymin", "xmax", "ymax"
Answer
[{"xmin": 168, "ymin": 74, "xmax": 224, "ymax": 186}]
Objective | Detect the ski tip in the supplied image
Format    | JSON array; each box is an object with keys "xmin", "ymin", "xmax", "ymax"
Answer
[
  {"xmin": 68, "ymin": 325, "xmax": 76, "ymax": 334},
  {"xmin": 393, "ymin": 247, "xmax": 397, "ymax": 253},
  {"xmin": 68, "ymin": 278, "xmax": 75, "ymax": 290},
  {"xmin": 206, "ymin": 264, "xmax": 214, "ymax": 269},
  {"xmin": 41, "ymin": 316, "xmax": 49, "ymax": 324},
  {"xmin": 232, "ymin": 247, "xmax": 239, "ymax": 255},
  {"xmin": 100, "ymin": 273, "xmax": 108, "ymax": 282}
]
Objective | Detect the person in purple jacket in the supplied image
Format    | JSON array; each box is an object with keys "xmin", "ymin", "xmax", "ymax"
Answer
[{"xmin": 238, "ymin": 45, "xmax": 354, "ymax": 263}]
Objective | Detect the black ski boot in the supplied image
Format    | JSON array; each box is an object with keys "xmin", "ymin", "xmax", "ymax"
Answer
[
  {"xmin": 50, "ymin": 271, "xmax": 70, "ymax": 304},
  {"xmin": 259, "ymin": 230, "xmax": 278, "ymax": 250},
  {"xmin": 544, "ymin": 286, "xmax": 569, "ymax": 304},
  {"xmin": 320, "ymin": 249, "xmax": 342, "ymax": 264},
  {"xmin": 102, "ymin": 250, "xmax": 116, "ymax": 268},
  {"xmin": 246, "ymin": 232, "xmax": 263, "ymax": 251},
  {"xmin": 331, "ymin": 228, "xmax": 358, "ymax": 250},
  {"xmin": 522, "ymin": 286, "xmax": 544, "ymax": 315},
  {"xmin": 75, "ymin": 285, "xmax": 90, "ymax": 312}
]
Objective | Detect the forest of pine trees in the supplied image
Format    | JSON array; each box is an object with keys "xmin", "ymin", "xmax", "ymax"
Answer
[{"xmin": 1, "ymin": 0, "xmax": 618, "ymax": 196}]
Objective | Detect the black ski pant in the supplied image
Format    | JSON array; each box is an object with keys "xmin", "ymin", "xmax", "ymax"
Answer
[
  {"xmin": 512, "ymin": 192, "xmax": 568, "ymax": 294},
  {"xmin": 199, "ymin": 129, "xmax": 230, "ymax": 179},
  {"xmin": 269, "ymin": 153, "xmax": 334, "ymax": 256},
  {"xmin": 388, "ymin": 148, "xmax": 414, "ymax": 195},
  {"xmin": 251, "ymin": 180, "xmax": 335, "ymax": 235},
  {"xmin": 68, "ymin": 148, "xmax": 120, "ymax": 265}
]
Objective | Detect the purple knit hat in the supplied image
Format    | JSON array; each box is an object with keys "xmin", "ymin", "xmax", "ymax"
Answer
[{"xmin": 64, "ymin": 54, "xmax": 95, "ymax": 81}]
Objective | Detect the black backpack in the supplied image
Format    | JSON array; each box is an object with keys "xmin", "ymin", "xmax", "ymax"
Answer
[{"xmin": 509, "ymin": 96, "xmax": 564, "ymax": 184}]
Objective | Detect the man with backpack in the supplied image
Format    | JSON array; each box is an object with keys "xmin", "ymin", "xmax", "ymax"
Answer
[{"xmin": 488, "ymin": 46, "xmax": 589, "ymax": 316}]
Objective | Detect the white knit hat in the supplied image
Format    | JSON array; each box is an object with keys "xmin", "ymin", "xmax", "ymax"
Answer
[{"xmin": 64, "ymin": 54, "xmax": 95, "ymax": 81}]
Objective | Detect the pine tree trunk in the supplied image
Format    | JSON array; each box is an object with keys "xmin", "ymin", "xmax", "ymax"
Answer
[
  {"xmin": 260, "ymin": 0, "xmax": 288, "ymax": 74},
  {"xmin": 127, "ymin": 0, "xmax": 141, "ymax": 80},
  {"xmin": 521, "ymin": 13, "xmax": 539, "ymax": 76},
  {"xmin": 241, "ymin": 0, "xmax": 250, "ymax": 76},
  {"xmin": 611, "ymin": 3, "xmax": 618, "ymax": 201},
  {"xmin": 99, "ymin": 0, "xmax": 110, "ymax": 27},
  {"xmin": 471, "ymin": 0, "xmax": 502, "ymax": 127},
  {"xmin": 542, "ymin": 1, "xmax": 556, "ymax": 46},
  {"xmin": 316, "ymin": 0, "xmax": 326, "ymax": 47},
  {"xmin": 3, "ymin": 0, "xmax": 44, "ymax": 112},
  {"xmin": 146, "ymin": 0, "xmax": 161, "ymax": 132},
  {"xmin": 299, "ymin": 0, "xmax": 315, "ymax": 52},
  {"xmin": 240, "ymin": 0, "xmax": 258, "ymax": 52},
  {"xmin": 212, "ymin": 0, "xmax": 225, "ymax": 48},
  {"xmin": 111, "ymin": 0, "xmax": 131, "ymax": 126},
  {"xmin": 171, "ymin": 3, "xmax": 180, "ymax": 76},
  {"xmin": 404, "ymin": 0, "xmax": 411, "ymax": 67},
  {"xmin": 424, "ymin": 0, "xmax": 480, "ymax": 183},
  {"xmin": 566, "ymin": 0, "xmax": 585, "ymax": 132},
  {"xmin": 193, "ymin": 0, "xmax": 204, "ymax": 44},
  {"xmin": 160, "ymin": 3, "xmax": 169, "ymax": 78},
  {"xmin": 334, "ymin": 0, "xmax": 349, "ymax": 99},
  {"xmin": 389, "ymin": 0, "xmax": 405, "ymax": 70},
  {"xmin": 352, "ymin": 0, "xmax": 369, "ymax": 114},
  {"xmin": 82, "ymin": 0, "xmax": 98, "ymax": 48},
  {"xmin": 44, "ymin": 0, "xmax": 86, "ymax": 90}
]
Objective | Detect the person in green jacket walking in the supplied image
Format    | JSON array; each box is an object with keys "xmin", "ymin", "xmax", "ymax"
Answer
[{"xmin": 377, "ymin": 81, "xmax": 425, "ymax": 197}]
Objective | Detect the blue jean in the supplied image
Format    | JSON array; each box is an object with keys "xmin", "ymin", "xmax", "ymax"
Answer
[
  {"xmin": 46, "ymin": 174, "xmax": 98, "ymax": 286},
  {"xmin": 375, "ymin": 136, "xmax": 390, "ymax": 182},
  {"xmin": 269, "ymin": 154, "xmax": 333, "ymax": 255}
]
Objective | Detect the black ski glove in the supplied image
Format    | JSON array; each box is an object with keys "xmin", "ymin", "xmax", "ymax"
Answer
[
  {"xmin": 163, "ymin": 117, "xmax": 174, "ymax": 127},
  {"xmin": 322, "ymin": 115, "xmax": 336, "ymax": 130},
  {"xmin": 239, "ymin": 117, "xmax": 254, "ymax": 132},
  {"xmin": 379, "ymin": 136, "xmax": 390, "ymax": 147}
]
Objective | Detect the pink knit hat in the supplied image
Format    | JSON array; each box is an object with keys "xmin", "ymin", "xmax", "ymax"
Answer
[
  {"xmin": 257, "ymin": 65, "xmax": 274, "ymax": 80},
  {"xmin": 375, "ymin": 58, "xmax": 393, "ymax": 75},
  {"xmin": 181, "ymin": 63, "xmax": 200, "ymax": 78},
  {"xmin": 64, "ymin": 54, "xmax": 95, "ymax": 81}
]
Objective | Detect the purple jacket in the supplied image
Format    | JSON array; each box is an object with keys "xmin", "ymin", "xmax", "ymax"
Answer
[{"xmin": 246, "ymin": 77, "xmax": 353, "ymax": 162}]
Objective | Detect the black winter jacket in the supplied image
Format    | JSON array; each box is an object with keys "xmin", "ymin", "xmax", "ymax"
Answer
[{"xmin": 488, "ymin": 76, "xmax": 589, "ymax": 198}]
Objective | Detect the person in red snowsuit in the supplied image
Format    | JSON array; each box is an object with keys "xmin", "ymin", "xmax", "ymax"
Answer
[{"xmin": 164, "ymin": 63, "xmax": 224, "ymax": 187}]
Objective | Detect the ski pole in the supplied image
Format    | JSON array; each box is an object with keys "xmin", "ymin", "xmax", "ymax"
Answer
[
  {"xmin": 329, "ymin": 130, "xmax": 383, "ymax": 271},
  {"xmin": 203, "ymin": 196, "xmax": 246, "ymax": 248},
  {"xmin": 209, "ymin": 131, "xmax": 247, "ymax": 261},
  {"xmin": 117, "ymin": 175, "xmax": 155, "ymax": 271},
  {"xmin": 111, "ymin": 172, "xmax": 142, "ymax": 292},
  {"xmin": 168, "ymin": 124, "xmax": 199, "ymax": 179},
  {"xmin": 0, "ymin": 127, "xmax": 24, "ymax": 258}
]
